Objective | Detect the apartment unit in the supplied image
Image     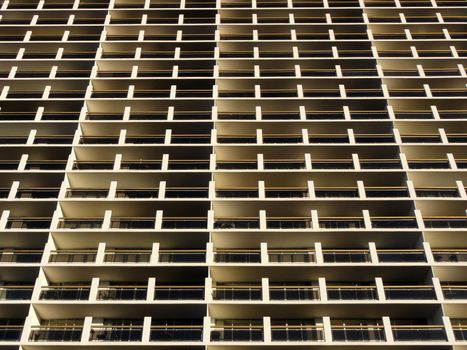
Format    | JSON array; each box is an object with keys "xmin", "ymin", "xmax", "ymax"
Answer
[{"xmin": 0, "ymin": 0, "xmax": 466, "ymax": 348}]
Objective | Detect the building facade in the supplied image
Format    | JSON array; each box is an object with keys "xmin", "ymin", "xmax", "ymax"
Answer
[{"xmin": 0, "ymin": 0, "xmax": 466, "ymax": 348}]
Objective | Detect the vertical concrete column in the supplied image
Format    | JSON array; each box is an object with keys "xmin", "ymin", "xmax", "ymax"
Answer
[
  {"xmin": 414, "ymin": 209, "xmax": 425, "ymax": 230},
  {"xmin": 203, "ymin": 316, "xmax": 211, "ymax": 343},
  {"xmin": 304, "ymin": 153, "xmax": 312, "ymax": 170},
  {"xmin": 352, "ymin": 153, "xmax": 360, "ymax": 170},
  {"xmin": 260, "ymin": 242, "xmax": 268, "ymax": 263},
  {"xmin": 311, "ymin": 210, "xmax": 319, "ymax": 230},
  {"xmin": 318, "ymin": 277, "xmax": 327, "ymax": 301},
  {"xmin": 155, "ymin": 210, "xmax": 163, "ymax": 230},
  {"xmin": 102, "ymin": 210, "xmax": 112, "ymax": 229},
  {"xmin": 447, "ymin": 153, "xmax": 457, "ymax": 170},
  {"xmin": 259, "ymin": 210, "xmax": 267, "ymax": 230},
  {"xmin": 368, "ymin": 242, "xmax": 379, "ymax": 263},
  {"xmin": 357, "ymin": 180, "xmax": 365, "ymax": 198},
  {"xmin": 142, "ymin": 317, "xmax": 152, "ymax": 342},
  {"xmin": 108, "ymin": 181, "xmax": 117, "ymax": 199},
  {"xmin": 113, "ymin": 154, "xmax": 122, "ymax": 171},
  {"xmin": 147, "ymin": 278, "xmax": 156, "ymax": 301},
  {"xmin": 442, "ymin": 316, "xmax": 456, "ymax": 342},
  {"xmin": 363, "ymin": 210, "xmax": 372, "ymax": 230},
  {"xmin": 207, "ymin": 210, "xmax": 214, "ymax": 231},
  {"xmin": 307, "ymin": 180, "xmax": 315, "ymax": 199},
  {"xmin": 314, "ymin": 242, "xmax": 323, "ymax": 264},
  {"xmin": 205, "ymin": 277, "xmax": 212, "ymax": 302},
  {"xmin": 423, "ymin": 241, "xmax": 435, "ymax": 264},
  {"xmin": 96, "ymin": 243, "xmax": 106, "ymax": 264},
  {"xmin": 8, "ymin": 181, "xmax": 19, "ymax": 200},
  {"xmin": 81, "ymin": 317, "xmax": 93, "ymax": 342},
  {"xmin": 263, "ymin": 317, "xmax": 271, "ymax": 342},
  {"xmin": 204, "ymin": 241, "xmax": 214, "ymax": 265},
  {"xmin": 456, "ymin": 180, "xmax": 467, "ymax": 198},
  {"xmin": 432, "ymin": 277, "xmax": 444, "ymax": 301},
  {"xmin": 151, "ymin": 243, "xmax": 160, "ymax": 264},
  {"xmin": 382, "ymin": 316, "xmax": 394, "ymax": 343},
  {"xmin": 322, "ymin": 317, "xmax": 332, "ymax": 343},
  {"xmin": 89, "ymin": 277, "xmax": 100, "ymax": 301},
  {"xmin": 375, "ymin": 277, "xmax": 386, "ymax": 301},
  {"xmin": 258, "ymin": 181, "xmax": 265, "ymax": 199},
  {"xmin": 262, "ymin": 278, "xmax": 269, "ymax": 302}
]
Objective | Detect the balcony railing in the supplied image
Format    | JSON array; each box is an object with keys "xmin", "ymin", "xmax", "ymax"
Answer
[
  {"xmin": 270, "ymin": 286, "xmax": 320, "ymax": 300},
  {"xmin": 58, "ymin": 219, "xmax": 103, "ymax": 229},
  {"xmin": 452, "ymin": 324, "xmax": 467, "ymax": 341},
  {"xmin": 384, "ymin": 286, "xmax": 436, "ymax": 300},
  {"xmin": 0, "ymin": 286, "xmax": 33, "ymax": 300},
  {"xmin": 332, "ymin": 325, "xmax": 386, "ymax": 341},
  {"xmin": 97, "ymin": 286, "xmax": 147, "ymax": 300},
  {"xmin": 29, "ymin": 326, "xmax": 83, "ymax": 342},
  {"xmin": 39, "ymin": 286, "xmax": 90, "ymax": 300},
  {"xmin": 159, "ymin": 250, "xmax": 206, "ymax": 263},
  {"xmin": 6, "ymin": 218, "xmax": 51, "ymax": 229},
  {"xmin": 323, "ymin": 249, "xmax": 371, "ymax": 263},
  {"xmin": 90, "ymin": 325, "xmax": 143, "ymax": 342},
  {"xmin": 215, "ymin": 250, "xmax": 261, "ymax": 263},
  {"xmin": 271, "ymin": 325, "xmax": 324, "ymax": 341},
  {"xmin": 150, "ymin": 325, "xmax": 203, "ymax": 341},
  {"xmin": 377, "ymin": 249, "xmax": 427, "ymax": 262},
  {"xmin": 213, "ymin": 286, "xmax": 262, "ymax": 300},
  {"xmin": 154, "ymin": 286, "xmax": 204, "ymax": 300},
  {"xmin": 327, "ymin": 286, "xmax": 377, "ymax": 300},
  {"xmin": 211, "ymin": 326, "xmax": 264, "ymax": 341},
  {"xmin": 442, "ymin": 285, "xmax": 467, "ymax": 299},
  {"xmin": 433, "ymin": 250, "xmax": 467, "ymax": 262},
  {"xmin": 0, "ymin": 250, "xmax": 42, "ymax": 263},
  {"xmin": 48, "ymin": 250, "xmax": 97, "ymax": 263},
  {"xmin": 268, "ymin": 250, "xmax": 315, "ymax": 263},
  {"xmin": 104, "ymin": 250, "xmax": 151, "ymax": 263},
  {"xmin": 392, "ymin": 325, "xmax": 447, "ymax": 341}
]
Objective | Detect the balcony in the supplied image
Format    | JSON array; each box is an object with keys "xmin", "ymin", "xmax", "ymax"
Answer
[
  {"xmin": 154, "ymin": 285, "xmax": 204, "ymax": 300},
  {"xmin": 215, "ymin": 250, "xmax": 261, "ymax": 263},
  {"xmin": 0, "ymin": 285, "xmax": 33, "ymax": 300},
  {"xmin": 65, "ymin": 189, "xmax": 108, "ymax": 198},
  {"xmin": 165, "ymin": 188, "xmax": 209, "ymax": 198},
  {"xmin": 217, "ymin": 161, "xmax": 257, "ymax": 170},
  {"xmin": 318, "ymin": 218, "xmax": 365, "ymax": 229},
  {"xmin": 271, "ymin": 324, "xmax": 323, "ymax": 342},
  {"xmin": 15, "ymin": 188, "xmax": 60, "ymax": 199},
  {"xmin": 213, "ymin": 285, "xmax": 262, "ymax": 300},
  {"xmin": 267, "ymin": 218, "xmax": 312, "ymax": 229},
  {"xmin": 442, "ymin": 284, "xmax": 467, "ymax": 299},
  {"xmin": 433, "ymin": 250, "xmax": 467, "ymax": 263},
  {"xmin": 110, "ymin": 219, "xmax": 155, "ymax": 229},
  {"xmin": 211, "ymin": 325, "xmax": 263, "ymax": 341},
  {"xmin": 6, "ymin": 218, "xmax": 51, "ymax": 229},
  {"xmin": 162, "ymin": 218, "xmax": 207, "ymax": 229},
  {"xmin": 377, "ymin": 250, "xmax": 426, "ymax": 263},
  {"xmin": 150, "ymin": 325, "xmax": 203, "ymax": 341},
  {"xmin": 0, "ymin": 250, "xmax": 42, "ymax": 263},
  {"xmin": 115, "ymin": 189, "xmax": 158, "ymax": 198},
  {"xmin": 327, "ymin": 285, "xmax": 377, "ymax": 300},
  {"xmin": 48, "ymin": 250, "xmax": 97, "ymax": 263},
  {"xmin": 270, "ymin": 286, "xmax": 319, "ymax": 300},
  {"xmin": 392, "ymin": 325, "xmax": 447, "ymax": 341},
  {"xmin": 104, "ymin": 250, "xmax": 151, "ymax": 263},
  {"xmin": 265, "ymin": 188, "xmax": 308, "ymax": 198},
  {"xmin": 315, "ymin": 187, "xmax": 358, "ymax": 198},
  {"xmin": 384, "ymin": 286, "xmax": 436, "ymax": 300},
  {"xmin": 452, "ymin": 323, "xmax": 467, "ymax": 341},
  {"xmin": 158, "ymin": 250, "xmax": 206, "ymax": 263},
  {"xmin": 214, "ymin": 219, "xmax": 260, "ymax": 229},
  {"xmin": 323, "ymin": 250, "xmax": 371, "ymax": 263},
  {"xmin": 371, "ymin": 217, "xmax": 418, "ymax": 229},
  {"xmin": 216, "ymin": 189, "xmax": 258, "ymax": 198},
  {"xmin": 58, "ymin": 219, "xmax": 103, "ymax": 229},
  {"xmin": 332, "ymin": 325, "xmax": 385, "ymax": 341},
  {"xmin": 424, "ymin": 218, "xmax": 467, "ymax": 229},
  {"xmin": 29, "ymin": 326, "xmax": 82, "ymax": 342},
  {"xmin": 39, "ymin": 286, "xmax": 90, "ymax": 300},
  {"xmin": 90, "ymin": 325, "xmax": 143, "ymax": 342},
  {"xmin": 268, "ymin": 249, "xmax": 315, "ymax": 263},
  {"xmin": 97, "ymin": 286, "xmax": 147, "ymax": 300}
]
